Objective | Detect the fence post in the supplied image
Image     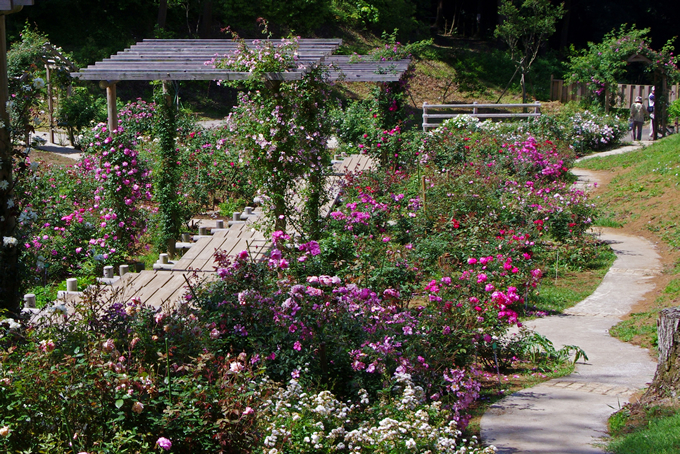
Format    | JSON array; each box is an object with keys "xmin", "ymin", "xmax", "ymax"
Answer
[
  {"xmin": 534, "ymin": 102, "xmax": 540, "ymax": 115},
  {"xmin": 422, "ymin": 101, "xmax": 428, "ymax": 132},
  {"xmin": 550, "ymin": 74, "xmax": 554, "ymax": 101},
  {"xmin": 473, "ymin": 101, "xmax": 478, "ymax": 116}
]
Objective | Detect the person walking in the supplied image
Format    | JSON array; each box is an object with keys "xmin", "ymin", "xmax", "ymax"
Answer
[{"xmin": 629, "ymin": 96, "xmax": 645, "ymax": 141}]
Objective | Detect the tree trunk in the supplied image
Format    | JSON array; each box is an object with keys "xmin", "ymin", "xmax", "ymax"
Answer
[
  {"xmin": 0, "ymin": 15, "xmax": 20, "ymax": 316},
  {"xmin": 157, "ymin": 0, "xmax": 168, "ymax": 30},
  {"xmin": 641, "ymin": 307, "xmax": 680, "ymax": 404},
  {"xmin": 559, "ymin": 0, "xmax": 572, "ymax": 51},
  {"xmin": 199, "ymin": 0, "xmax": 213, "ymax": 38},
  {"xmin": 435, "ymin": 0, "xmax": 445, "ymax": 32}
]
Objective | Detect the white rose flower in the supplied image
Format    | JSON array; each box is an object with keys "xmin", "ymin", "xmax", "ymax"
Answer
[
  {"xmin": 33, "ymin": 77, "xmax": 45, "ymax": 89},
  {"xmin": 3, "ymin": 236, "xmax": 18, "ymax": 247},
  {"xmin": 0, "ymin": 179, "xmax": 8, "ymax": 190}
]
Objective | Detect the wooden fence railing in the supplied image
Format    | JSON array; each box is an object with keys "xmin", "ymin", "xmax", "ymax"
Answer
[
  {"xmin": 550, "ymin": 78, "xmax": 680, "ymax": 108},
  {"xmin": 422, "ymin": 102, "xmax": 541, "ymax": 131}
]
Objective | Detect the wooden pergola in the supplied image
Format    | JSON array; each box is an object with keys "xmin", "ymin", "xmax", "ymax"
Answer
[{"xmin": 70, "ymin": 38, "xmax": 411, "ymax": 132}]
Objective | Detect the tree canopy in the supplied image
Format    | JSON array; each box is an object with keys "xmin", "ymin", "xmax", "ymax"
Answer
[
  {"xmin": 494, "ymin": 0, "xmax": 565, "ymax": 103},
  {"xmin": 566, "ymin": 25, "xmax": 679, "ymax": 105}
]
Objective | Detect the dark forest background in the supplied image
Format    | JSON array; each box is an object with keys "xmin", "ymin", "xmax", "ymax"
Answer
[{"xmin": 5, "ymin": 0, "xmax": 679, "ymax": 67}]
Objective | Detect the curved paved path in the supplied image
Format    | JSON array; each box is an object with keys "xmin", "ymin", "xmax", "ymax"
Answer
[{"xmin": 481, "ymin": 159, "xmax": 660, "ymax": 453}]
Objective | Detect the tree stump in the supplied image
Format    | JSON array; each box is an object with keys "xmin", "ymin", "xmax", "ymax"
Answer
[{"xmin": 641, "ymin": 307, "xmax": 680, "ymax": 404}]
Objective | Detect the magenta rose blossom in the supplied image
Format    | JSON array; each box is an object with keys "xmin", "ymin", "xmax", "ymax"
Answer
[{"xmin": 156, "ymin": 437, "xmax": 172, "ymax": 450}]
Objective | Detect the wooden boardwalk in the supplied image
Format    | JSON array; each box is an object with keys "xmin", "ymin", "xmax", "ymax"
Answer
[
  {"xmin": 49, "ymin": 154, "xmax": 376, "ymax": 310},
  {"xmin": 109, "ymin": 222, "xmax": 268, "ymax": 307}
]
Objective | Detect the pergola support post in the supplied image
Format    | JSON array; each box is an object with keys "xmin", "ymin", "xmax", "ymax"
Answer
[
  {"xmin": 1, "ymin": 1, "xmax": 35, "ymax": 315},
  {"xmin": 99, "ymin": 80, "xmax": 119, "ymax": 135},
  {"xmin": 46, "ymin": 64, "xmax": 54, "ymax": 143}
]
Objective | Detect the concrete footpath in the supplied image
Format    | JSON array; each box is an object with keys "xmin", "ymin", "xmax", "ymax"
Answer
[{"xmin": 480, "ymin": 149, "xmax": 660, "ymax": 453}]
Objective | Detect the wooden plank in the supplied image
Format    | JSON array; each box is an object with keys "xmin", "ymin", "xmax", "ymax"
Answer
[
  {"xmin": 120, "ymin": 271, "xmax": 161, "ymax": 297},
  {"xmin": 471, "ymin": 113, "xmax": 540, "ymax": 118},
  {"xmin": 183, "ymin": 234, "xmax": 240, "ymax": 270},
  {"xmin": 139, "ymin": 38, "xmax": 342, "ymax": 44},
  {"xmin": 423, "ymin": 103, "xmax": 540, "ymax": 109},
  {"xmin": 173, "ymin": 235, "xmax": 220, "ymax": 269},
  {"xmin": 72, "ymin": 70, "xmax": 305, "ymax": 81},
  {"xmin": 146, "ymin": 273, "xmax": 191, "ymax": 307},
  {"xmin": 134, "ymin": 272, "xmax": 175, "ymax": 304}
]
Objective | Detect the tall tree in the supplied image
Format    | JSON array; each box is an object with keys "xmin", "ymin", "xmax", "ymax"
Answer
[
  {"xmin": 157, "ymin": 0, "xmax": 168, "ymax": 30},
  {"xmin": 495, "ymin": 0, "xmax": 564, "ymax": 103}
]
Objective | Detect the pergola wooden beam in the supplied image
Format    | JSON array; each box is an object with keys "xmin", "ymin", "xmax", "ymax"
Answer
[
  {"xmin": 70, "ymin": 38, "xmax": 412, "ymax": 133},
  {"xmin": 76, "ymin": 70, "xmax": 306, "ymax": 81},
  {"xmin": 0, "ymin": 0, "xmax": 33, "ymax": 10}
]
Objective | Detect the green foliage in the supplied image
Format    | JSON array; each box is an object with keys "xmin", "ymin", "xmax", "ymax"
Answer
[
  {"xmin": 0, "ymin": 294, "xmax": 270, "ymax": 453},
  {"xmin": 213, "ymin": 35, "xmax": 334, "ymax": 235},
  {"xmin": 669, "ymin": 99, "xmax": 680, "ymax": 122},
  {"xmin": 6, "ymin": 25, "xmax": 72, "ymax": 147},
  {"xmin": 219, "ymin": 198, "xmax": 247, "ymax": 217},
  {"xmin": 331, "ymin": 99, "xmax": 378, "ymax": 144},
  {"xmin": 566, "ymin": 25, "xmax": 679, "ymax": 108},
  {"xmin": 608, "ymin": 409, "xmax": 680, "ymax": 453},
  {"xmin": 330, "ymin": 0, "xmax": 423, "ymax": 38},
  {"xmin": 152, "ymin": 85, "xmax": 183, "ymax": 254},
  {"xmin": 494, "ymin": 0, "xmax": 564, "ymax": 102},
  {"xmin": 479, "ymin": 329, "xmax": 588, "ymax": 372},
  {"xmin": 56, "ymin": 87, "xmax": 107, "ymax": 148}
]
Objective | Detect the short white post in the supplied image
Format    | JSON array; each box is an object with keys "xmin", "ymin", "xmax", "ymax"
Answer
[
  {"xmin": 244, "ymin": 206, "xmax": 253, "ymax": 216},
  {"xmin": 233, "ymin": 212, "xmax": 242, "ymax": 222},
  {"xmin": 103, "ymin": 265, "xmax": 114, "ymax": 279},
  {"xmin": 422, "ymin": 101, "xmax": 428, "ymax": 132},
  {"xmin": 198, "ymin": 226, "xmax": 208, "ymax": 236},
  {"xmin": 181, "ymin": 233, "xmax": 191, "ymax": 242},
  {"xmin": 24, "ymin": 294, "xmax": 36, "ymax": 309},
  {"xmin": 66, "ymin": 278, "xmax": 78, "ymax": 292},
  {"xmin": 215, "ymin": 220, "xmax": 224, "ymax": 229},
  {"xmin": 119, "ymin": 264, "xmax": 129, "ymax": 276},
  {"xmin": 159, "ymin": 253, "xmax": 169, "ymax": 265}
]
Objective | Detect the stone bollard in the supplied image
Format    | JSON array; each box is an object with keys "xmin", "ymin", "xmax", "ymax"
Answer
[
  {"xmin": 244, "ymin": 207, "xmax": 254, "ymax": 216},
  {"xmin": 199, "ymin": 226, "xmax": 208, "ymax": 236},
  {"xmin": 159, "ymin": 253, "xmax": 169, "ymax": 265},
  {"xmin": 233, "ymin": 212, "xmax": 242, "ymax": 222},
  {"xmin": 181, "ymin": 233, "xmax": 191, "ymax": 242},
  {"xmin": 24, "ymin": 294, "xmax": 36, "ymax": 309},
  {"xmin": 103, "ymin": 266, "xmax": 114, "ymax": 279},
  {"xmin": 66, "ymin": 278, "xmax": 78, "ymax": 292},
  {"xmin": 119, "ymin": 264, "xmax": 129, "ymax": 276},
  {"xmin": 215, "ymin": 220, "xmax": 224, "ymax": 229}
]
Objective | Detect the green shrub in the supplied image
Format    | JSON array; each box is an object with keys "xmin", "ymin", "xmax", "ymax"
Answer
[{"xmin": 56, "ymin": 87, "xmax": 107, "ymax": 148}]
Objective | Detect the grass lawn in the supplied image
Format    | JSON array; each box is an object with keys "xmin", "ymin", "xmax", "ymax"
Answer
[{"xmin": 608, "ymin": 407, "xmax": 680, "ymax": 453}]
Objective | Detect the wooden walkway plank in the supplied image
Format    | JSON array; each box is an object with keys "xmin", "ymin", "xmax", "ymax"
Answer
[
  {"xmin": 134, "ymin": 272, "xmax": 176, "ymax": 304},
  {"xmin": 145, "ymin": 273, "xmax": 191, "ymax": 307},
  {"xmin": 119, "ymin": 271, "xmax": 162, "ymax": 299}
]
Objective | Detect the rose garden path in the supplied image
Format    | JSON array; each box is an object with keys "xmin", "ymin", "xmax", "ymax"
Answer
[{"xmin": 480, "ymin": 145, "xmax": 659, "ymax": 453}]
